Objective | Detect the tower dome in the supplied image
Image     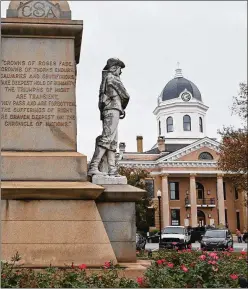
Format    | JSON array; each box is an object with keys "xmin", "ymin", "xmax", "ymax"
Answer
[
  {"xmin": 159, "ymin": 68, "xmax": 202, "ymax": 102},
  {"xmin": 154, "ymin": 66, "xmax": 209, "ymax": 144}
]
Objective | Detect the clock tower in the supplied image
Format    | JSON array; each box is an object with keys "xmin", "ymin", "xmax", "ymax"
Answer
[{"xmin": 154, "ymin": 66, "xmax": 209, "ymax": 144}]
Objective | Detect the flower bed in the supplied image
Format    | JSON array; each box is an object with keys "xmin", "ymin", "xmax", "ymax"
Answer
[
  {"xmin": 1, "ymin": 250, "xmax": 247, "ymax": 288},
  {"xmin": 140, "ymin": 249, "xmax": 248, "ymax": 288}
]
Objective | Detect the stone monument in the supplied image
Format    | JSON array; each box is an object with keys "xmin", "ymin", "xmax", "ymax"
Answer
[{"xmin": 1, "ymin": 0, "xmax": 144, "ymax": 267}]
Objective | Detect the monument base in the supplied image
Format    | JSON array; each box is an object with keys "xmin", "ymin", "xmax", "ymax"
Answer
[
  {"xmin": 92, "ymin": 175, "xmax": 127, "ymax": 185},
  {"xmin": 1, "ymin": 199, "xmax": 117, "ymax": 267},
  {"xmin": 96, "ymin": 184, "xmax": 145, "ymax": 263}
]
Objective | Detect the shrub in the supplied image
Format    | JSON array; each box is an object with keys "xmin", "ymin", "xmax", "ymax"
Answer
[
  {"xmin": 143, "ymin": 249, "xmax": 248, "ymax": 288},
  {"xmin": 1, "ymin": 250, "xmax": 247, "ymax": 288}
]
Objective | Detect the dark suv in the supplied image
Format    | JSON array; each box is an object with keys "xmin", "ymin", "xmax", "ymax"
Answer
[
  {"xmin": 189, "ymin": 227, "xmax": 206, "ymax": 243},
  {"xmin": 201, "ymin": 229, "xmax": 233, "ymax": 251}
]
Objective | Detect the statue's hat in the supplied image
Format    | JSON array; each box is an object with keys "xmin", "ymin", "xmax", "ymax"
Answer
[{"xmin": 103, "ymin": 58, "xmax": 125, "ymax": 70}]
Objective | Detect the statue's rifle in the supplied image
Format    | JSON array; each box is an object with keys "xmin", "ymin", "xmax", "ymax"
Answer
[{"xmin": 99, "ymin": 70, "xmax": 108, "ymax": 120}]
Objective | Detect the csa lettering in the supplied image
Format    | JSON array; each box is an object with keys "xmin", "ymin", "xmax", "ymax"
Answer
[{"xmin": 21, "ymin": 1, "xmax": 57, "ymax": 18}]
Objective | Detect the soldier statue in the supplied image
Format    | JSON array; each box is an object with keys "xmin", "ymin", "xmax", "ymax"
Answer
[{"xmin": 88, "ymin": 58, "xmax": 130, "ymax": 177}]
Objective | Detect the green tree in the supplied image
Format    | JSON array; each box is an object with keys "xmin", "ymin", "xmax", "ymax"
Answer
[
  {"xmin": 118, "ymin": 167, "xmax": 153, "ymax": 233},
  {"xmin": 218, "ymin": 83, "xmax": 247, "ymax": 206}
]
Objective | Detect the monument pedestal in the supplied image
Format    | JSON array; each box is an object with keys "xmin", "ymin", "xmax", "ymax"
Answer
[
  {"xmin": 2, "ymin": 199, "xmax": 117, "ymax": 267},
  {"xmin": 1, "ymin": 0, "xmax": 144, "ymax": 269}
]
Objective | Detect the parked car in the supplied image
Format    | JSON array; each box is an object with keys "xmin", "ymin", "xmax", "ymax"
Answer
[
  {"xmin": 159, "ymin": 226, "xmax": 191, "ymax": 249},
  {"xmin": 243, "ymin": 232, "xmax": 248, "ymax": 243},
  {"xmin": 201, "ymin": 229, "xmax": 233, "ymax": 251},
  {"xmin": 136, "ymin": 233, "xmax": 146, "ymax": 250},
  {"xmin": 147, "ymin": 232, "xmax": 160, "ymax": 243},
  {"xmin": 189, "ymin": 226, "xmax": 206, "ymax": 243}
]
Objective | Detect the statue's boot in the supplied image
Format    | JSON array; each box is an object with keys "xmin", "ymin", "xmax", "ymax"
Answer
[
  {"xmin": 108, "ymin": 150, "xmax": 120, "ymax": 176},
  {"xmin": 88, "ymin": 146, "xmax": 107, "ymax": 176}
]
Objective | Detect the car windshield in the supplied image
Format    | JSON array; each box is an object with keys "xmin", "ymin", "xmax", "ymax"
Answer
[
  {"xmin": 162, "ymin": 227, "xmax": 184, "ymax": 234},
  {"xmin": 204, "ymin": 230, "xmax": 226, "ymax": 238}
]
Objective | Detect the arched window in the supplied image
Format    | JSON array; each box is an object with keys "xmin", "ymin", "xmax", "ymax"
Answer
[
  {"xmin": 166, "ymin": 117, "xmax": 173, "ymax": 132},
  {"xmin": 199, "ymin": 117, "xmax": 203, "ymax": 132},
  {"xmin": 183, "ymin": 115, "xmax": 191, "ymax": 131},
  {"xmin": 198, "ymin": 152, "xmax": 213, "ymax": 160},
  {"xmin": 158, "ymin": 120, "xmax": 161, "ymax": 136}
]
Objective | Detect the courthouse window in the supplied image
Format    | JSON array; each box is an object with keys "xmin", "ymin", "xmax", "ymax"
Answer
[
  {"xmin": 234, "ymin": 187, "xmax": 239, "ymax": 200},
  {"xmin": 171, "ymin": 209, "xmax": 180, "ymax": 226},
  {"xmin": 223, "ymin": 182, "xmax": 226, "ymax": 200},
  {"xmin": 159, "ymin": 120, "xmax": 161, "ymax": 136},
  {"xmin": 166, "ymin": 117, "xmax": 173, "ymax": 132},
  {"xmin": 169, "ymin": 182, "xmax": 179, "ymax": 200},
  {"xmin": 199, "ymin": 117, "xmax": 203, "ymax": 132},
  {"xmin": 183, "ymin": 115, "xmax": 191, "ymax": 131},
  {"xmin": 145, "ymin": 179, "xmax": 154, "ymax": 198}
]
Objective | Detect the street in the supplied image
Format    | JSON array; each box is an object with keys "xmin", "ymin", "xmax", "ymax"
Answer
[{"xmin": 146, "ymin": 242, "xmax": 247, "ymax": 252}]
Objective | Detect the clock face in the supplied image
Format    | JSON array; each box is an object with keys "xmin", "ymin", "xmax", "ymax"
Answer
[{"xmin": 181, "ymin": 91, "xmax": 192, "ymax": 102}]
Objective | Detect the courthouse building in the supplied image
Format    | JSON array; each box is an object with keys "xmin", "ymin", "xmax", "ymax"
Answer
[{"xmin": 118, "ymin": 68, "xmax": 247, "ymax": 233}]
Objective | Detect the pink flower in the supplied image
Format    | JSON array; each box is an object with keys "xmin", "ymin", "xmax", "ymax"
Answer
[
  {"xmin": 137, "ymin": 277, "xmax": 144, "ymax": 285},
  {"xmin": 241, "ymin": 250, "xmax": 247, "ymax": 255},
  {"xmin": 104, "ymin": 261, "xmax": 111, "ymax": 269},
  {"xmin": 230, "ymin": 274, "xmax": 238, "ymax": 280},
  {"xmin": 208, "ymin": 260, "xmax": 217, "ymax": 265},
  {"xmin": 78, "ymin": 264, "xmax": 87, "ymax": 270},
  {"xmin": 167, "ymin": 262, "xmax": 174, "ymax": 268},
  {"xmin": 188, "ymin": 244, "xmax": 192, "ymax": 249},
  {"xmin": 156, "ymin": 260, "xmax": 163, "ymax": 265},
  {"xmin": 161, "ymin": 259, "xmax": 166, "ymax": 263},
  {"xmin": 181, "ymin": 265, "xmax": 188, "ymax": 272},
  {"xmin": 209, "ymin": 252, "xmax": 219, "ymax": 260},
  {"xmin": 199, "ymin": 255, "xmax": 206, "ymax": 261},
  {"xmin": 228, "ymin": 247, "xmax": 234, "ymax": 252},
  {"xmin": 239, "ymin": 256, "xmax": 243, "ymax": 260},
  {"xmin": 209, "ymin": 252, "xmax": 217, "ymax": 257}
]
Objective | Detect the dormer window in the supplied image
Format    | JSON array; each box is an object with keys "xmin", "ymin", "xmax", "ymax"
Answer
[
  {"xmin": 166, "ymin": 117, "xmax": 173, "ymax": 132},
  {"xmin": 183, "ymin": 115, "xmax": 191, "ymax": 131}
]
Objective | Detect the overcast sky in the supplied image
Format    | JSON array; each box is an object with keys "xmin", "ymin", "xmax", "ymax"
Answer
[{"xmin": 1, "ymin": 1, "xmax": 247, "ymax": 159}]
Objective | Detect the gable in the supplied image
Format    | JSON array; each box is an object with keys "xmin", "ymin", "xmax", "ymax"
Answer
[
  {"xmin": 177, "ymin": 146, "xmax": 219, "ymax": 161},
  {"xmin": 157, "ymin": 137, "xmax": 220, "ymax": 163}
]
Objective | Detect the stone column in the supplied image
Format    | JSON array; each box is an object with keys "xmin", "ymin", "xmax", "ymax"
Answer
[
  {"xmin": 161, "ymin": 174, "xmax": 170, "ymax": 228},
  {"xmin": 190, "ymin": 174, "xmax": 198, "ymax": 227},
  {"xmin": 217, "ymin": 174, "xmax": 225, "ymax": 226}
]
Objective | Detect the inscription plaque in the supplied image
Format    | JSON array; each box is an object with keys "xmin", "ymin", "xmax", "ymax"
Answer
[{"xmin": 1, "ymin": 37, "xmax": 77, "ymax": 151}]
